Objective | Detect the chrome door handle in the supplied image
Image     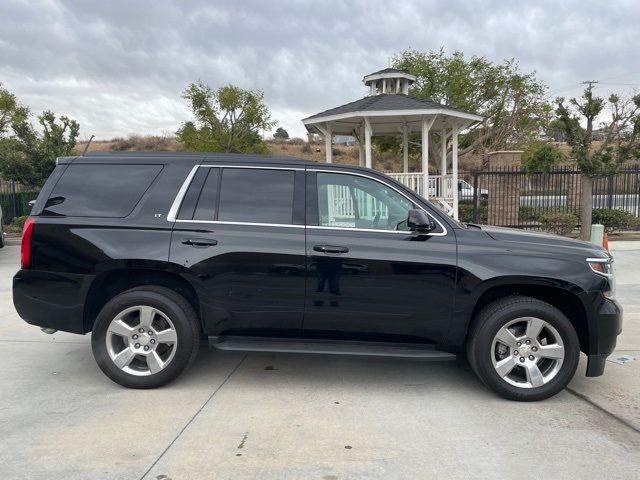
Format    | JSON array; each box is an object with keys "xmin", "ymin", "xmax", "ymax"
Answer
[
  {"xmin": 182, "ymin": 238, "xmax": 218, "ymax": 247},
  {"xmin": 313, "ymin": 245, "xmax": 349, "ymax": 254}
]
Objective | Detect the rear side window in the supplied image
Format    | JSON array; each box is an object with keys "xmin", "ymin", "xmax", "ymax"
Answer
[
  {"xmin": 43, "ymin": 164, "xmax": 162, "ymax": 217},
  {"xmin": 179, "ymin": 167, "xmax": 295, "ymax": 225},
  {"xmin": 218, "ymin": 168, "xmax": 294, "ymax": 224}
]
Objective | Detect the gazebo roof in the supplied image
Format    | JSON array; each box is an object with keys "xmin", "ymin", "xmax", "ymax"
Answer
[{"xmin": 303, "ymin": 93, "xmax": 483, "ymax": 135}]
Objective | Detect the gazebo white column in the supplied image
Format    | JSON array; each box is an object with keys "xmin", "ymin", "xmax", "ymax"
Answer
[
  {"xmin": 440, "ymin": 129, "xmax": 447, "ymax": 176},
  {"xmin": 364, "ymin": 117, "xmax": 372, "ymax": 168},
  {"xmin": 452, "ymin": 126, "xmax": 459, "ymax": 220},
  {"xmin": 324, "ymin": 123, "xmax": 332, "ymax": 163},
  {"xmin": 402, "ymin": 124, "xmax": 409, "ymax": 173},
  {"xmin": 421, "ymin": 117, "xmax": 435, "ymax": 198}
]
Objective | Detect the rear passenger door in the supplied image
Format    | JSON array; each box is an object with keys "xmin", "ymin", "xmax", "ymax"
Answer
[{"xmin": 169, "ymin": 164, "xmax": 307, "ymax": 337}]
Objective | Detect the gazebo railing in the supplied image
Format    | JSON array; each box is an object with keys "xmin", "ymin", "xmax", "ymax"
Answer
[{"xmin": 387, "ymin": 172, "xmax": 455, "ymax": 200}]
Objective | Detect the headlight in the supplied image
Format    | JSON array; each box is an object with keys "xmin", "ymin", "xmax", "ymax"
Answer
[{"xmin": 587, "ymin": 257, "xmax": 615, "ymax": 299}]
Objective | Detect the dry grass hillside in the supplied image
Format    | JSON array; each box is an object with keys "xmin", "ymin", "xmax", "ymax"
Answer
[{"xmin": 75, "ymin": 134, "xmax": 481, "ymax": 172}]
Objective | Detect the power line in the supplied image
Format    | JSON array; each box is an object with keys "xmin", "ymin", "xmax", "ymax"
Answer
[
  {"xmin": 598, "ymin": 81, "xmax": 640, "ymax": 87},
  {"xmin": 548, "ymin": 82, "xmax": 584, "ymax": 95}
]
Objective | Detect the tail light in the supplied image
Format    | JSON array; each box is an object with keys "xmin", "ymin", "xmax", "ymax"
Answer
[{"xmin": 21, "ymin": 217, "xmax": 35, "ymax": 269}]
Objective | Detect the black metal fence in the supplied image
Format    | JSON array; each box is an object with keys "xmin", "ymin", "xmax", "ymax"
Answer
[
  {"xmin": 460, "ymin": 166, "xmax": 640, "ymax": 229},
  {"xmin": 0, "ymin": 180, "xmax": 40, "ymax": 225}
]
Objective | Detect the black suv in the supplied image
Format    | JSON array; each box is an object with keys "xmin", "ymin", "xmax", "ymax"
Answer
[{"xmin": 13, "ymin": 152, "xmax": 622, "ymax": 401}]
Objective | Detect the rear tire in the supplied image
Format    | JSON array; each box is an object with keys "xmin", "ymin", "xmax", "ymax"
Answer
[
  {"xmin": 91, "ymin": 286, "xmax": 200, "ymax": 388},
  {"xmin": 467, "ymin": 296, "xmax": 579, "ymax": 401}
]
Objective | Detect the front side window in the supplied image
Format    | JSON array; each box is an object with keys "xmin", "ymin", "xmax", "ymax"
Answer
[{"xmin": 316, "ymin": 172, "xmax": 414, "ymax": 231}]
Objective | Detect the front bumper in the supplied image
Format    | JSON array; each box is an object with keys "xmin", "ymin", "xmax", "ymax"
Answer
[
  {"xmin": 13, "ymin": 269, "xmax": 91, "ymax": 334},
  {"xmin": 585, "ymin": 296, "xmax": 623, "ymax": 377}
]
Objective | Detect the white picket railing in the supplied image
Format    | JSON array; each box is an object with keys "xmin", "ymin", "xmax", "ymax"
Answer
[
  {"xmin": 387, "ymin": 173, "xmax": 454, "ymax": 199},
  {"xmin": 326, "ymin": 184, "xmax": 388, "ymax": 226},
  {"xmin": 323, "ymin": 173, "xmax": 457, "ymax": 224},
  {"xmin": 386, "ymin": 172, "xmax": 456, "ymax": 216}
]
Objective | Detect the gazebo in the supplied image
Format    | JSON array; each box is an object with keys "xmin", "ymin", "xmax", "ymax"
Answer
[{"xmin": 302, "ymin": 68, "xmax": 483, "ymax": 219}]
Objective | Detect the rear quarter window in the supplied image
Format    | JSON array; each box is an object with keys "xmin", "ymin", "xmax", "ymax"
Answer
[{"xmin": 43, "ymin": 164, "xmax": 163, "ymax": 218}]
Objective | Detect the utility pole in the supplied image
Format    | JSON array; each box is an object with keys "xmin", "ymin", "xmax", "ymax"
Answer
[{"xmin": 581, "ymin": 80, "xmax": 599, "ymax": 91}]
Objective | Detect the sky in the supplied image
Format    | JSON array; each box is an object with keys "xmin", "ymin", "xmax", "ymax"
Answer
[{"xmin": 1, "ymin": 0, "xmax": 639, "ymax": 140}]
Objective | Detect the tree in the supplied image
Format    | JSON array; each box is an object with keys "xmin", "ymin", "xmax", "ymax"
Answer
[
  {"xmin": 0, "ymin": 83, "xmax": 29, "ymax": 137},
  {"xmin": 545, "ymin": 118, "xmax": 571, "ymax": 142},
  {"xmin": 1, "ymin": 110, "xmax": 80, "ymax": 186},
  {"xmin": 0, "ymin": 83, "xmax": 80, "ymax": 186},
  {"xmin": 555, "ymin": 85, "xmax": 640, "ymax": 239},
  {"xmin": 273, "ymin": 127, "xmax": 289, "ymax": 140},
  {"xmin": 177, "ymin": 81, "xmax": 276, "ymax": 154},
  {"xmin": 387, "ymin": 48, "xmax": 550, "ymax": 165},
  {"xmin": 522, "ymin": 141, "xmax": 564, "ymax": 173}
]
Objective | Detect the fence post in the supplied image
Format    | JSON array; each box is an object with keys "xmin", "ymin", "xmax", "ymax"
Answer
[
  {"xmin": 472, "ymin": 171, "xmax": 479, "ymax": 223},
  {"xmin": 11, "ymin": 181, "xmax": 17, "ymax": 220},
  {"xmin": 607, "ymin": 175, "xmax": 614, "ymax": 209}
]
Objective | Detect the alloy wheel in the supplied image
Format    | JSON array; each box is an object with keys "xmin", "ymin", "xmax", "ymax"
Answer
[
  {"xmin": 490, "ymin": 316, "xmax": 565, "ymax": 389},
  {"xmin": 105, "ymin": 305, "xmax": 178, "ymax": 376}
]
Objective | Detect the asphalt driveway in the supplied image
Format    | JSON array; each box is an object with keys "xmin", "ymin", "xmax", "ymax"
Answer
[{"xmin": 0, "ymin": 239, "xmax": 638, "ymax": 479}]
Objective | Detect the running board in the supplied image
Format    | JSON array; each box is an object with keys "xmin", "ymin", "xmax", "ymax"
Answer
[{"xmin": 209, "ymin": 336, "xmax": 456, "ymax": 360}]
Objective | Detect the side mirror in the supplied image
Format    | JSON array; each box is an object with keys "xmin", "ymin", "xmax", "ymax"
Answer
[{"xmin": 407, "ymin": 209, "xmax": 436, "ymax": 232}]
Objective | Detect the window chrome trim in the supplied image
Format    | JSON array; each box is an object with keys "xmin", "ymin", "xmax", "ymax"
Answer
[
  {"xmin": 167, "ymin": 165, "xmax": 199, "ymax": 222},
  {"xmin": 198, "ymin": 164, "xmax": 306, "ymax": 171},
  {"xmin": 308, "ymin": 225, "xmax": 422, "ymax": 235},
  {"xmin": 168, "ymin": 164, "xmax": 448, "ymax": 237},
  {"xmin": 309, "ymin": 168, "xmax": 448, "ymax": 236},
  {"xmin": 173, "ymin": 219, "xmax": 304, "ymax": 228}
]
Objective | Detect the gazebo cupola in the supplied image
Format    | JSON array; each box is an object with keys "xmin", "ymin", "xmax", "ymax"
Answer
[
  {"xmin": 363, "ymin": 68, "xmax": 416, "ymax": 95},
  {"xmin": 302, "ymin": 67, "xmax": 483, "ymax": 219}
]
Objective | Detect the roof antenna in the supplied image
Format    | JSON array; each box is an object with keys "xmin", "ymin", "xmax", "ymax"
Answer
[{"xmin": 81, "ymin": 135, "xmax": 95, "ymax": 156}]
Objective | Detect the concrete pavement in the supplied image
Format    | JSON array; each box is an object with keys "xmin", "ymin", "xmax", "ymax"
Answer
[{"xmin": 0, "ymin": 240, "xmax": 638, "ymax": 479}]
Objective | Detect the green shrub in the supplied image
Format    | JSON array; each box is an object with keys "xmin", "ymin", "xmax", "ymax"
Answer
[
  {"xmin": 522, "ymin": 141, "xmax": 564, "ymax": 173},
  {"xmin": 592, "ymin": 209, "xmax": 638, "ymax": 233},
  {"xmin": 540, "ymin": 212, "xmax": 578, "ymax": 236},
  {"xmin": 458, "ymin": 200, "xmax": 487, "ymax": 223},
  {"xmin": 6, "ymin": 215, "xmax": 27, "ymax": 233},
  {"xmin": 0, "ymin": 191, "xmax": 39, "ymax": 224},
  {"xmin": 518, "ymin": 205, "xmax": 542, "ymax": 222},
  {"xmin": 11, "ymin": 215, "xmax": 27, "ymax": 228},
  {"xmin": 458, "ymin": 203, "xmax": 473, "ymax": 222},
  {"xmin": 518, "ymin": 206, "xmax": 572, "ymax": 222}
]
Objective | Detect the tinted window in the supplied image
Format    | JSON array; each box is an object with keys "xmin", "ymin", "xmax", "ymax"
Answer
[
  {"xmin": 176, "ymin": 167, "xmax": 220, "ymax": 221},
  {"xmin": 316, "ymin": 172, "xmax": 414, "ymax": 230},
  {"xmin": 218, "ymin": 168, "xmax": 294, "ymax": 224},
  {"xmin": 44, "ymin": 164, "xmax": 162, "ymax": 217},
  {"xmin": 193, "ymin": 168, "xmax": 220, "ymax": 221},
  {"xmin": 177, "ymin": 167, "xmax": 210, "ymax": 220}
]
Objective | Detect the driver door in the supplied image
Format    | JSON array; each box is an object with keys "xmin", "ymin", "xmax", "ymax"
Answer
[{"xmin": 303, "ymin": 169, "xmax": 458, "ymax": 343}]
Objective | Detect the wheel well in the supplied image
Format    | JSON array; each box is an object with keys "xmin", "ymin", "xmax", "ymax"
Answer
[
  {"xmin": 83, "ymin": 269, "xmax": 201, "ymax": 333},
  {"xmin": 469, "ymin": 285, "xmax": 589, "ymax": 353}
]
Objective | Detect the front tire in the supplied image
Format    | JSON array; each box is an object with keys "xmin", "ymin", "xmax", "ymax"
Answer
[
  {"xmin": 467, "ymin": 296, "xmax": 579, "ymax": 401},
  {"xmin": 91, "ymin": 286, "xmax": 200, "ymax": 388}
]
